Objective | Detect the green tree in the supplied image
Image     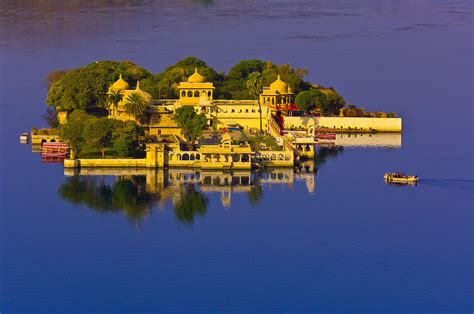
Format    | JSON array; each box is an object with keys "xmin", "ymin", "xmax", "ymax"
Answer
[
  {"xmin": 295, "ymin": 88, "xmax": 345, "ymax": 116},
  {"xmin": 173, "ymin": 106, "xmax": 207, "ymax": 149},
  {"xmin": 246, "ymin": 71, "xmax": 263, "ymax": 133},
  {"xmin": 83, "ymin": 118, "xmax": 116, "ymax": 158},
  {"xmin": 59, "ymin": 110, "xmax": 93, "ymax": 158},
  {"xmin": 173, "ymin": 184, "xmax": 208, "ymax": 224},
  {"xmin": 294, "ymin": 89, "xmax": 324, "ymax": 114},
  {"xmin": 157, "ymin": 57, "xmax": 223, "ymax": 99},
  {"xmin": 107, "ymin": 90, "xmax": 123, "ymax": 118},
  {"xmin": 46, "ymin": 60, "xmax": 153, "ymax": 112},
  {"xmin": 124, "ymin": 92, "xmax": 148, "ymax": 116},
  {"xmin": 42, "ymin": 106, "xmax": 59, "ymax": 128},
  {"xmin": 112, "ymin": 121, "xmax": 144, "ymax": 157}
]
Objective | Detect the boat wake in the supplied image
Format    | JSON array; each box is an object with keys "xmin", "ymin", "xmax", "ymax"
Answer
[{"xmin": 419, "ymin": 179, "xmax": 474, "ymax": 196}]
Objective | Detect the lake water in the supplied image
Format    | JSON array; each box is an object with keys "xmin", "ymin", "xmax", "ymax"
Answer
[{"xmin": 0, "ymin": 1, "xmax": 472, "ymax": 312}]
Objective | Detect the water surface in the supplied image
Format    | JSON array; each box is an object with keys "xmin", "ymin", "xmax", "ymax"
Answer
[{"xmin": 0, "ymin": 1, "xmax": 472, "ymax": 312}]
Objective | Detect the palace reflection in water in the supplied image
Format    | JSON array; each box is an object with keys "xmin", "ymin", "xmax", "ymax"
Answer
[{"xmin": 60, "ymin": 147, "xmax": 344, "ymax": 223}]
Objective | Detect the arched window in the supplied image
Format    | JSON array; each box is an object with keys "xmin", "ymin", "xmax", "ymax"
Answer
[
  {"xmin": 267, "ymin": 97, "xmax": 270, "ymax": 103},
  {"xmin": 182, "ymin": 153, "xmax": 190, "ymax": 161},
  {"xmin": 272, "ymin": 98, "xmax": 275, "ymax": 104},
  {"xmin": 196, "ymin": 153, "xmax": 201, "ymax": 160},
  {"xmin": 252, "ymin": 109, "xmax": 255, "ymax": 113},
  {"xmin": 187, "ymin": 91, "xmax": 193, "ymax": 97},
  {"xmin": 194, "ymin": 91, "xmax": 199, "ymax": 97},
  {"xmin": 245, "ymin": 109, "xmax": 249, "ymax": 113},
  {"xmin": 181, "ymin": 91, "xmax": 186, "ymax": 97},
  {"xmin": 231, "ymin": 109, "xmax": 235, "ymax": 113},
  {"xmin": 208, "ymin": 91, "xmax": 211, "ymax": 97},
  {"xmin": 190, "ymin": 154, "xmax": 195, "ymax": 160}
]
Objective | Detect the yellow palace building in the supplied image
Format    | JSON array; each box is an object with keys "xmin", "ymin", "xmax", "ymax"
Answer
[{"xmin": 106, "ymin": 69, "xmax": 293, "ymax": 137}]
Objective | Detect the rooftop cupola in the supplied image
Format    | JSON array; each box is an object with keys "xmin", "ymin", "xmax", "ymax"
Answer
[
  {"xmin": 269, "ymin": 75, "xmax": 288, "ymax": 93},
  {"xmin": 108, "ymin": 74, "xmax": 129, "ymax": 93},
  {"xmin": 187, "ymin": 68, "xmax": 205, "ymax": 83}
]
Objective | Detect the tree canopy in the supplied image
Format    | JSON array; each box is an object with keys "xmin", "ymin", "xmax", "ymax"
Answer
[
  {"xmin": 295, "ymin": 88, "xmax": 345, "ymax": 116},
  {"xmin": 59, "ymin": 110, "xmax": 93, "ymax": 158},
  {"xmin": 173, "ymin": 106, "xmax": 207, "ymax": 147},
  {"xmin": 83, "ymin": 118, "xmax": 116, "ymax": 158},
  {"xmin": 46, "ymin": 60, "xmax": 153, "ymax": 112}
]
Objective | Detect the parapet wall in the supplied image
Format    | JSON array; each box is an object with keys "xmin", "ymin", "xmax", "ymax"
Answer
[
  {"xmin": 283, "ymin": 117, "xmax": 402, "ymax": 132},
  {"xmin": 64, "ymin": 159, "xmax": 146, "ymax": 168}
]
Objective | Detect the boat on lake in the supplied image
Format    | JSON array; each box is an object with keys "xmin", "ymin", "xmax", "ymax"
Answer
[
  {"xmin": 20, "ymin": 132, "xmax": 29, "ymax": 143},
  {"xmin": 42, "ymin": 142, "xmax": 69, "ymax": 158},
  {"xmin": 316, "ymin": 132, "xmax": 336, "ymax": 140},
  {"xmin": 384, "ymin": 172, "xmax": 419, "ymax": 183}
]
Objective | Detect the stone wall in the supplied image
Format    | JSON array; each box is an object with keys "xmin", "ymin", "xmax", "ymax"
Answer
[{"xmin": 283, "ymin": 116, "xmax": 402, "ymax": 132}]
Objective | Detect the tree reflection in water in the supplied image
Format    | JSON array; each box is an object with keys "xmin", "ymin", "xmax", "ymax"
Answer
[
  {"xmin": 247, "ymin": 185, "xmax": 263, "ymax": 206},
  {"xmin": 173, "ymin": 184, "xmax": 208, "ymax": 225},
  {"xmin": 314, "ymin": 146, "xmax": 344, "ymax": 168},
  {"xmin": 58, "ymin": 175, "xmax": 158, "ymax": 222}
]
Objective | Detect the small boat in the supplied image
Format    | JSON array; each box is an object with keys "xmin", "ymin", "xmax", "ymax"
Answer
[
  {"xmin": 20, "ymin": 132, "xmax": 29, "ymax": 143},
  {"xmin": 316, "ymin": 132, "xmax": 336, "ymax": 140},
  {"xmin": 384, "ymin": 172, "xmax": 419, "ymax": 183},
  {"xmin": 42, "ymin": 142, "xmax": 69, "ymax": 158}
]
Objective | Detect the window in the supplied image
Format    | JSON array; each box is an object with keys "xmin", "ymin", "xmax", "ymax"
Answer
[
  {"xmin": 187, "ymin": 91, "xmax": 193, "ymax": 97},
  {"xmin": 181, "ymin": 91, "xmax": 186, "ymax": 97},
  {"xmin": 194, "ymin": 91, "xmax": 199, "ymax": 97}
]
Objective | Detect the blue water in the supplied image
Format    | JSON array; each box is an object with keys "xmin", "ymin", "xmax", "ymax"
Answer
[{"xmin": 0, "ymin": 1, "xmax": 472, "ymax": 312}]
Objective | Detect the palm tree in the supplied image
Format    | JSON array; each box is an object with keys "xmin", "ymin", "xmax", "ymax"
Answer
[
  {"xmin": 246, "ymin": 72, "xmax": 263, "ymax": 133},
  {"xmin": 124, "ymin": 92, "xmax": 148, "ymax": 116},
  {"xmin": 107, "ymin": 91, "xmax": 123, "ymax": 119}
]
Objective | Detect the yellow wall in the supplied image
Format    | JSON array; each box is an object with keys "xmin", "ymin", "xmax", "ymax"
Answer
[
  {"xmin": 65, "ymin": 159, "xmax": 146, "ymax": 168},
  {"xmin": 283, "ymin": 116, "xmax": 402, "ymax": 132}
]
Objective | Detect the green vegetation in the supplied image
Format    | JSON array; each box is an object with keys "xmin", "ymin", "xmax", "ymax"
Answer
[
  {"xmin": 244, "ymin": 132, "xmax": 281, "ymax": 151},
  {"xmin": 46, "ymin": 60, "xmax": 153, "ymax": 113},
  {"xmin": 107, "ymin": 90, "xmax": 123, "ymax": 114},
  {"xmin": 124, "ymin": 93, "xmax": 148, "ymax": 116},
  {"xmin": 295, "ymin": 88, "xmax": 345, "ymax": 116},
  {"xmin": 42, "ymin": 106, "xmax": 59, "ymax": 128},
  {"xmin": 112, "ymin": 121, "xmax": 145, "ymax": 158},
  {"xmin": 173, "ymin": 106, "xmax": 207, "ymax": 149},
  {"xmin": 83, "ymin": 118, "xmax": 115, "ymax": 158},
  {"xmin": 59, "ymin": 111, "xmax": 144, "ymax": 159},
  {"xmin": 246, "ymin": 71, "xmax": 263, "ymax": 133},
  {"xmin": 45, "ymin": 57, "xmax": 327, "ymax": 112}
]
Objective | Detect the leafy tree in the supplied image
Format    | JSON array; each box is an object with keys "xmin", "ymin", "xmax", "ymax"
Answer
[
  {"xmin": 42, "ymin": 106, "xmax": 59, "ymax": 128},
  {"xmin": 260, "ymin": 62, "xmax": 311, "ymax": 96},
  {"xmin": 246, "ymin": 71, "xmax": 263, "ymax": 133},
  {"xmin": 45, "ymin": 70, "xmax": 67, "ymax": 88},
  {"xmin": 107, "ymin": 90, "xmax": 123, "ymax": 113},
  {"xmin": 218, "ymin": 60, "xmax": 265, "ymax": 99},
  {"xmin": 173, "ymin": 106, "xmax": 207, "ymax": 149},
  {"xmin": 46, "ymin": 60, "xmax": 153, "ymax": 112},
  {"xmin": 295, "ymin": 88, "xmax": 345, "ymax": 116},
  {"xmin": 294, "ymin": 89, "xmax": 324, "ymax": 114},
  {"xmin": 59, "ymin": 110, "xmax": 93, "ymax": 158},
  {"xmin": 320, "ymin": 88, "xmax": 345, "ymax": 116},
  {"xmin": 173, "ymin": 184, "xmax": 208, "ymax": 224},
  {"xmin": 83, "ymin": 118, "xmax": 116, "ymax": 158},
  {"xmin": 124, "ymin": 92, "xmax": 148, "ymax": 116},
  {"xmin": 112, "ymin": 121, "xmax": 145, "ymax": 157},
  {"xmin": 157, "ymin": 57, "xmax": 223, "ymax": 99}
]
